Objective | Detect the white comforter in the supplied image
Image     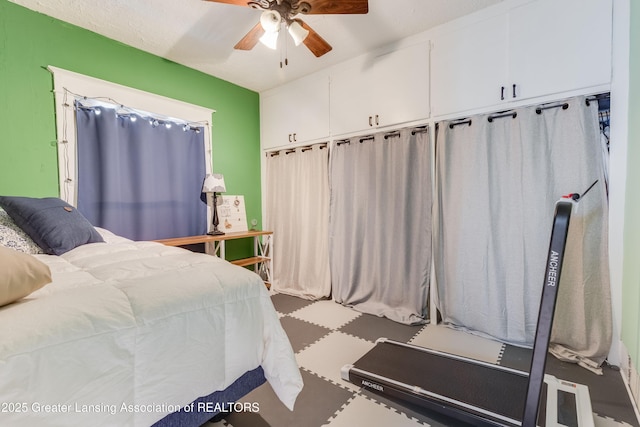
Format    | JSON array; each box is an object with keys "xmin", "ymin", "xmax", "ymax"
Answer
[{"xmin": 0, "ymin": 233, "xmax": 302, "ymax": 426}]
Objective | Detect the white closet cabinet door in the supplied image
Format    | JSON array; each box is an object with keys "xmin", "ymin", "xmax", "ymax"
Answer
[
  {"xmin": 431, "ymin": 14, "xmax": 509, "ymax": 118},
  {"xmin": 261, "ymin": 74, "xmax": 330, "ymax": 150},
  {"xmin": 372, "ymin": 42, "xmax": 430, "ymax": 129},
  {"xmin": 330, "ymin": 61, "xmax": 377, "ymax": 136},
  {"xmin": 261, "ymin": 89, "xmax": 291, "ymax": 150},
  {"xmin": 330, "ymin": 42, "xmax": 430, "ymax": 136},
  {"xmin": 508, "ymin": 0, "xmax": 612, "ymax": 100},
  {"xmin": 290, "ymin": 74, "xmax": 330, "ymax": 144}
]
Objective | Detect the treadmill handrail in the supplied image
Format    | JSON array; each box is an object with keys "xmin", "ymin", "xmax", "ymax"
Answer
[{"xmin": 521, "ymin": 199, "xmax": 574, "ymax": 427}]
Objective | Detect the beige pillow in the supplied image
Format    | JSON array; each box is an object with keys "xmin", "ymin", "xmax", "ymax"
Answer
[{"xmin": 0, "ymin": 246, "xmax": 52, "ymax": 307}]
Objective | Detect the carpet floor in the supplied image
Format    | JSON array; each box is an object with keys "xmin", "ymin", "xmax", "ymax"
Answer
[{"xmin": 205, "ymin": 293, "xmax": 639, "ymax": 427}]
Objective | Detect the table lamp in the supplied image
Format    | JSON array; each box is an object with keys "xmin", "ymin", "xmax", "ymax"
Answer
[{"xmin": 202, "ymin": 173, "xmax": 226, "ymax": 235}]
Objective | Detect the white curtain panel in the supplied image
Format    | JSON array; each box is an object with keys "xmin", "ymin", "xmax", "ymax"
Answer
[
  {"xmin": 265, "ymin": 144, "xmax": 331, "ymax": 299},
  {"xmin": 434, "ymin": 96, "xmax": 611, "ymax": 371},
  {"xmin": 329, "ymin": 128, "xmax": 432, "ymax": 325}
]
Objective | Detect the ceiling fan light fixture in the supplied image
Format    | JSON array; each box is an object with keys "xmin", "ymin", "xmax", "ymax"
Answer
[
  {"xmin": 258, "ymin": 10, "xmax": 281, "ymax": 50},
  {"xmin": 259, "ymin": 30, "xmax": 279, "ymax": 50},
  {"xmin": 260, "ymin": 10, "xmax": 281, "ymax": 33},
  {"xmin": 288, "ymin": 21, "xmax": 309, "ymax": 46}
]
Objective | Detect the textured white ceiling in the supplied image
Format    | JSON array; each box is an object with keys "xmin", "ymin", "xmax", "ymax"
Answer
[{"xmin": 9, "ymin": 0, "xmax": 504, "ymax": 92}]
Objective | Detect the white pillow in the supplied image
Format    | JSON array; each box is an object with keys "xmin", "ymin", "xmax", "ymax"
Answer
[{"xmin": 0, "ymin": 246, "xmax": 52, "ymax": 307}]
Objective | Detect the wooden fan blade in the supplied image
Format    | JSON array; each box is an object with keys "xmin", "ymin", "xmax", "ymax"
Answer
[
  {"xmin": 298, "ymin": 20, "xmax": 332, "ymax": 57},
  {"xmin": 302, "ymin": 0, "xmax": 368, "ymax": 14},
  {"xmin": 234, "ymin": 22, "xmax": 266, "ymax": 50},
  {"xmin": 203, "ymin": 0, "xmax": 251, "ymax": 6}
]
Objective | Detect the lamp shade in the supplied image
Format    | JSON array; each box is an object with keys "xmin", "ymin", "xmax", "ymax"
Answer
[
  {"xmin": 288, "ymin": 20, "xmax": 309, "ymax": 46},
  {"xmin": 260, "ymin": 10, "xmax": 281, "ymax": 33},
  {"xmin": 259, "ymin": 30, "xmax": 280, "ymax": 50},
  {"xmin": 202, "ymin": 173, "xmax": 226, "ymax": 193}
]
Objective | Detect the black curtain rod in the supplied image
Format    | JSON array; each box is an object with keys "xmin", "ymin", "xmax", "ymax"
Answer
[
  {"xmin": 536, "ymin": 102, "xmax": 569, "ymax": 114},
  {"xmin": 488, "ymin": 111, "xmax": 517, "ymax": 122},
  {"xmin": 336, "ymin": 139, "xmax": 350, "ymax": 146},
  {"xmin": 384, "ymin": 131, "xmax": 400, "ymax": 139},
  {"xmin": 449, "ymin": 119, "xmax": 472, "ymax": 129},
  {"xmin": 300, "ymin": 143, "xmax": 328, "ymax": 152},
  {"xmin": 586, "ymin": 93, "xmax": 610, "ymax": 106},
  {"xmin": 411, "ymin": 126, "xmax": 429, "ymax": 135},
  {"xmin": 269, "ymin": 142, "xmax": 328, "ymax": 156},
  {"xmin": 359, "ymin": 135, "xmax": 374, "ymax": 143}
]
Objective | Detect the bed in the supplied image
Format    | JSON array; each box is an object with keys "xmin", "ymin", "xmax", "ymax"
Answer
[{"xmin": 0, "ymin": 197, "xmax": 303, "ymax": 427}]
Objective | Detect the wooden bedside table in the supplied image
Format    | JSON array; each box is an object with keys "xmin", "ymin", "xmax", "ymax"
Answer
[{"xmin": 155, "ymin": 231, "xmax": 273, "ymax": 288}]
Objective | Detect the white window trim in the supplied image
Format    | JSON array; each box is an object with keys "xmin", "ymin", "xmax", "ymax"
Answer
[{"xmin": 48, "ymin": 66, "xmax": 215, "ymax": 207}]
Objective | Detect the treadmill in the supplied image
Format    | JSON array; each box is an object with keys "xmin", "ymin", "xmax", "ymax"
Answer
[{"xmin": 342, "ymin": 188, "xmax": 598, "ymax": 427}]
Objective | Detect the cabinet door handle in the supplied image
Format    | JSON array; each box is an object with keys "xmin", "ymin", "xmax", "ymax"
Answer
[
  {"xmin": 368, "ymin": 116, "xmax": 373, "ymax": 127},
  {"xmin": 501, "ymin": 86, "xmax": 505, "ymax": 101},
  {"xmin": 512, "ymin": 84, "xmax": 517, "ymax": 98},
  {"xmin": 375, "ymin": 115, "xmax": 379, "ymax": 126},
  {"xmin": 288, "ymin": 134, "xmax": 292, "ymax": 142},
  {"xmin": 293, "ymin": 133, "xmax": 297, "ymax": 142}
]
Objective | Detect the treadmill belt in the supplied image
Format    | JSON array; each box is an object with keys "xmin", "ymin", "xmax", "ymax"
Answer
[{"xmin": 352, "ymin": 341, "xmax": 529, "ymax": 423}]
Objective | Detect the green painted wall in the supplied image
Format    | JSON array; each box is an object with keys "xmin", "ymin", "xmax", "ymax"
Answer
[
  {"xmin": 622, "ymin": 3, "xmax": 640, "ymax": 364},
  {"xmin": 0, "ymin": 0, "xmax": 261, "ymax": 256}
]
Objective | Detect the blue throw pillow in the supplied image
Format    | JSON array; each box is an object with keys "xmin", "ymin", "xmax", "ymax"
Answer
[{"xmin": 0, "ymin": 197, "xmax": 104, "ymax": 255}]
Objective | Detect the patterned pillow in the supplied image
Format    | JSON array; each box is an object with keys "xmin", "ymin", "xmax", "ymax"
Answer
[
  {"xmin": 0, "ymin": 197, "xmax": 104, "ymax": 256},
  {"xmin": 0, "ymin": 209, "xmax": 43, "ymax": 254}
]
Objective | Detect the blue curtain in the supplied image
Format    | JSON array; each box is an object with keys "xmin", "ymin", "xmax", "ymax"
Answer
[{"xmin": 75, "ymin": 103, "xmax": 207, "ymax": 241}]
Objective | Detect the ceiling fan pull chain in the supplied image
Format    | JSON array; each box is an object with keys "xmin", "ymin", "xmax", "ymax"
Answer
[
  {"xmin": 280, "ymin": 32, "xmax": 285, "ymax": 68},
  {"xmin": 283, "ymin": 31, "xmax": 289, "ymax": 67}
]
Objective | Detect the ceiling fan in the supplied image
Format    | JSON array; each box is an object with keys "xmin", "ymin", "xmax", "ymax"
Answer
[{"xmin": 204, "ymin": 0, "xmax": 369, "ymax": 58}]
